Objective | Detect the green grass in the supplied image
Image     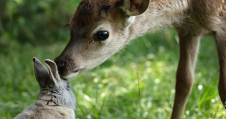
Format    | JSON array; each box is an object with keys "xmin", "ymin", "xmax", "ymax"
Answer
[{"xmin": 0, "ymin": 28, "xmax": 226, "ymax": 119}]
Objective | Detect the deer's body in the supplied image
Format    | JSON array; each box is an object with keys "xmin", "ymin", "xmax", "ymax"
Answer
[
  {"xmin": 55, "ymin": 0, "xmax": 226, "ymax": 118},
  {"xmin": 126, "ymin": 0, "xmax": 225, "ymax": 39}
]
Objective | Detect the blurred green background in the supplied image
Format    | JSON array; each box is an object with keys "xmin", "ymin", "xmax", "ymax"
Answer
[{"xmin": 0, "ymin": 0, "xmax": 226, "ymax": 118}]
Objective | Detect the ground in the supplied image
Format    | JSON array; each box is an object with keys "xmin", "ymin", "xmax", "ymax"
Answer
[{"xmin": 0, "ymin": 27, "xmax": 226, "ymax": 118}]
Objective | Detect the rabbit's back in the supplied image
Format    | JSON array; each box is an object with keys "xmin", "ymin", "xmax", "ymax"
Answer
[{"xmin": 14, "ymin": 103, "xmax": 75, "ymax": 119}]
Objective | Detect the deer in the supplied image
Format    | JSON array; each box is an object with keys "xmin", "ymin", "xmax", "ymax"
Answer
[
  {"xmin": 15, "ymin": 58, "xmax": 76, "ymax": 119},
  {"xmin": 54, "ymin": 0, "xmax": 226, "ymax": 118}
]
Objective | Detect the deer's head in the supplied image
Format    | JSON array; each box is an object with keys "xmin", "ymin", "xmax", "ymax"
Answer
[{"xmin": 55, "ymin": 0, "xmax": 149, "ymax": 79}]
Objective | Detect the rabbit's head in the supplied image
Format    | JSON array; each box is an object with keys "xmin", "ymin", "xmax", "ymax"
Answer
[{"xmin": 33, "ymin": 57, "xmax": 76, "ymax": 110}]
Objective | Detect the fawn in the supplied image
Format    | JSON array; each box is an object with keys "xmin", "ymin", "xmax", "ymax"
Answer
[
  {"xmin": 15, "ymin": 58, "xmax": 76, "ymax": 119},
  {"xmin": 54, "ymin": 0, "xmax": 226, "ymax": 118}
]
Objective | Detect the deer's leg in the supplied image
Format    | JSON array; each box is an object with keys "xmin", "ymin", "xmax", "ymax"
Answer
[
  {"xmin": 171, "ymin": 33, "xmax": 200, "ymax": 119},
  {"xmin": 214, "ymin": 27, "xmax": 226, "ymax": 107}
]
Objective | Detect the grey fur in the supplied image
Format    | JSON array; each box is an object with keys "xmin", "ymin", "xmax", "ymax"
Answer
[{"xmin": 14, "ymin": 57, "xmax": 76, "ymax": 119}]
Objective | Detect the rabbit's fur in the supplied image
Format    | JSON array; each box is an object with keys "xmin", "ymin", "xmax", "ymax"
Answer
[{"xmin": 15, "ymin": 58, "xmax": 76, "ymax": 119}]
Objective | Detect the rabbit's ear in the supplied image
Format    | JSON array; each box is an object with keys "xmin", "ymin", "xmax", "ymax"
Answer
[
  {"xmin": 33, "ymin": 57, "xmax": 49, "ymax": 87},
  {"xmin": 44, "ymin": 59, "xmax": 61, "ymax": 85}
]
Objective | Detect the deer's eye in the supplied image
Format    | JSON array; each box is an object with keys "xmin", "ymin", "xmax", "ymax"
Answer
[{"xmin": 94, "ymin": 31, "xmax": 109, "ymax": 41}]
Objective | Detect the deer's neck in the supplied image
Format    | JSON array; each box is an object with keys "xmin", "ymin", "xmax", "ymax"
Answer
[{"xmin": 127, "ymin": 0, "xmax": 189, "ymax": 40}]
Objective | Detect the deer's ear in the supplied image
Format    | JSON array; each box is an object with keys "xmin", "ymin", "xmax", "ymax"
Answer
[
  {"xmin": 44, "ymin": 59, "xmax": 61, "ymax": 85},
  {"xmin": 33, "ymin": 57, "xmax": 49, "ymax": 87},
  {"xmin": 121, "ymin": 0, "xmax": 149, "ymax": 16}
]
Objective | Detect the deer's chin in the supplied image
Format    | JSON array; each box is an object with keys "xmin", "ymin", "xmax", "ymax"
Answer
[{"xmin": 61, "ymin": 71, "xmax": 79, "ymax": 80}]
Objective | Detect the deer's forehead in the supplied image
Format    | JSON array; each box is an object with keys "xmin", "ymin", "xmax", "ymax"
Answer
[{"xmin": 70, "ymin": 0, "xmax": 120, "ymax": 30}]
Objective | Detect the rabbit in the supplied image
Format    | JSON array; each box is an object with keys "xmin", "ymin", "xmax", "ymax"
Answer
[{"xmin": 14, "ymin": 57, "xmax": 76, "ymax": 119}]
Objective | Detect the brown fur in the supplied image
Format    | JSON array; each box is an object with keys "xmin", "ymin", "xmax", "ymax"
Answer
[
  {"xmin": 55, "ymin": 0, "xmax": 226, "ymax": 118},
  {"xmin": 71, "ymin": 0, "xmax": 121, "ymax": 31}
]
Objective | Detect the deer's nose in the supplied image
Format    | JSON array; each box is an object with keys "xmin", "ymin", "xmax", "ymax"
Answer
[{"xmin": 56, "ymin": 61, "xmax": 67, "ymax": 74}]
